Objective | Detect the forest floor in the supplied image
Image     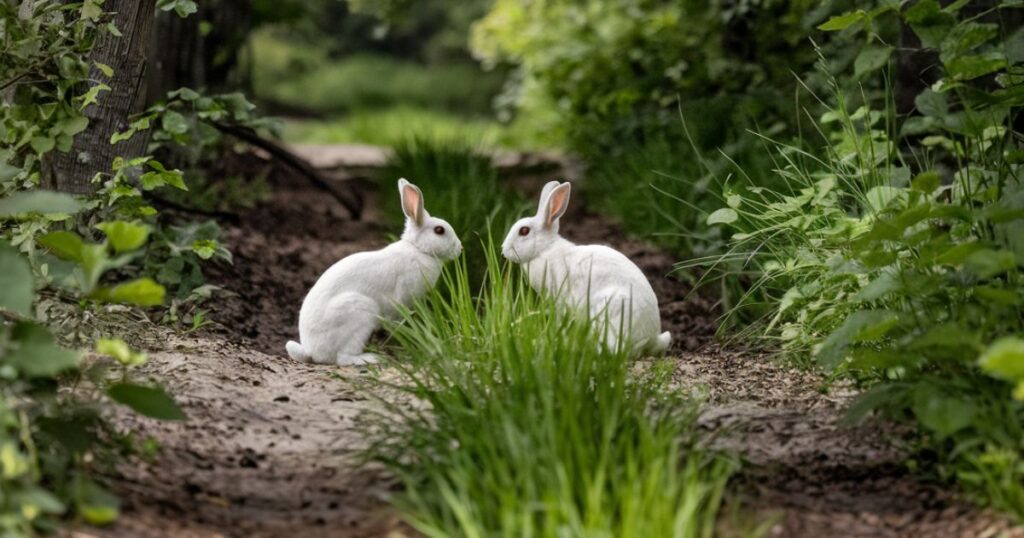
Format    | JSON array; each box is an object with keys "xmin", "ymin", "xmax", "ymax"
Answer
[{"xmin": 76, "ymin": 146, "xmax": 1023, "ymax": 538}]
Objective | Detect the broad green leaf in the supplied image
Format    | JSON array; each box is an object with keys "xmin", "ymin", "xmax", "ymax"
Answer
[
  {"xmin": 107, "ymin": 383, "xmax": 185, "ymax": 420},
  {"xmin": 161, "ymin": 111, "xmax": 189, "ymax": 135},
  {"xmin": 946, "ymin": 53, "xmax": 1007, "ymax": 81},
  {"xmin": 60, "ymin": 116, "xmax": 90, "ymax": 136},
  {"xmin": 853, "ymin": 273, "xmax": 900, "ymax": 302},
  {"xmin": 964, "ymin": 248, "xmax": 1017, "ymax": 278},
  {"xmin": 95, "ymin": 221, "xmax": 150, "ymax": 253},
  {"xmin": 706, "ymin": 208, "xmax": 738, "ymax": 225},
  {"xmin": 79, "ymin": 84, "xmax": 110, "ymax": 110},
  {"xmin": 38, "ymin": 231, "xmax": 85, "ymax": 262},
  {"xmin": 95, "ymin": 278, "xmax": 166, "ymax": 307},
  {"xmin": 936, "ymin": 241, "xmax": 985, "ymax": 265},
  {"xmin": 6, "ymin": 322, "xmax": 81, "ymax": 378},
  {"xmin": 818, "ymin": 10, "xmax": 865, "ymax": 31},
  {"xmin": 0, "ymin": 244, "xmax": 33, "ymax": 317},
  {"xmin": 0, "ymin": 191, "xmax": 84, "ymax": 218},
  {"xmin": 978, "ymin": 337, "xmax": 1024, "ymax": 382},
  {"xmin": 30, "ymin": 136, "xmax": 55, "ymax": 154},
  {"xmin": 854, "ymin": 46, "xmax": 893, "ymax": 78},
  {"xmin": 816, "ymin": 310, "xmax": 900, "ymax": 369},
  {"xmin": 75, "ymin": 480, "xmax": 119, "ymax": 526},
  {"xmin": 865, "ymin": 186, "xmax": 906, "ymax": 213},
  {"xmin": 913, "ymin": 385, "xmax": 976, "ymax": 438},
  {"xmin": 911, "ymin": 171, "xmax": 941, "ymax": 193}
]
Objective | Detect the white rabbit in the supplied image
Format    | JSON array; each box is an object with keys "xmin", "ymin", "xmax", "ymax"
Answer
[
  {"xmin": 501, "ymin": 181, "xmax": 671, "ymax": 355},
  {"xmin": 286, "ymin": 178, "xmax": 462, "ymax": 366}
]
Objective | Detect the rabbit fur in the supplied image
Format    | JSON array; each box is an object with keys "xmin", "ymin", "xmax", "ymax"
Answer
[
  {"xmin": 286, "ymin": 178, "xmax": 462, "ymax": 366},
  {"xmin": 501, "ymin": 180, "xmax": 671, "ymax": 355}
]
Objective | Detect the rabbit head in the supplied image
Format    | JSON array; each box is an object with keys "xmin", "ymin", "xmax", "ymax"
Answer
[
  {"xmin": 398, "ymin": 178, "xmax": 462, "ymax": 261},
  {"xmin": 502, "ymin": 180, "xmax": 571, "ymax": 264}
]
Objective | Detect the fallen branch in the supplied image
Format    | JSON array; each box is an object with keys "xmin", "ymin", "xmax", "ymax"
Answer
[{"xmin": 211, "ymin": 122, "xmax": 363, "ymax": 220}]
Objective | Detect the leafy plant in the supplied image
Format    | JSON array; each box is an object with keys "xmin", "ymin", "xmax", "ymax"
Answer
[
  {"xmin": 0, "ymin": 192, "xmax": 184, "ymax": 535},
  {"xmin": 707, "ymin": 1, "xmax": 1024, "ymax": 515},
  {"xmin": 364, "ymin": 244, "xmax": 734, "ymax": 537}
]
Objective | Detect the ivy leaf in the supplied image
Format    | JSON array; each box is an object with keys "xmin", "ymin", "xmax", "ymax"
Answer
[
  {"xmin": 0, "ymin": 244, "xmax": 33, "ymax": 317},
  {"xmin": 107, "ymin": 383, "xmax": 185, "ymax": 420},
  {"xmin": 95, "ymin": 221, "xmax": 150, "ymax": 254},
  {"xmin": 192, "ymin": 239, "xmax": 218, "ymax": 260},
  {"xmin": 79, "ymin": 84, "xmax": 111, "ymax": 110}
]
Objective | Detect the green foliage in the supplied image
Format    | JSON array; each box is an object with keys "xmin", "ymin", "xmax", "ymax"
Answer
[
  {"xmin": 366, "ymin": 246, "xmax": 733, "ymax": 536},
  {"xmin": 472, "ymin": 0, "xmax": 843, "ymax": 156},
  {"xmin": 251, "ymin": 32, "xmax": 504, "ymax": 116},
  {"xmin": 281, "ymin": 105, "xmax": 561, "ymax": 150},
  {"xmin": 709, "ymin": 1, "xmax": 1024, "ymax": 517}
]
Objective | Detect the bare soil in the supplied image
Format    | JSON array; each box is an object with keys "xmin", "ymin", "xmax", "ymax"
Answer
[{"xmin": 81, "ymin": 149, "xmax": 1021, "ymax": 538}]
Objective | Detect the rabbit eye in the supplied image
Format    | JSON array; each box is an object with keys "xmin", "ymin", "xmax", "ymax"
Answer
[
  {"xmin": 434, "ymin": 226, "xmax": 445, "ymax": 235},
  {"xmin": 518, "ymin": 226, "xmax": 530, "ymax": 236}
]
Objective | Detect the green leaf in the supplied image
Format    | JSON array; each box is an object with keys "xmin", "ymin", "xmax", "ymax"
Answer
[
  {"xmin": 38, "ymin": 231, "xmax": 85, "ymax": 262},
  {"xmin": 0, "ymin": 191, "xmax": 84, "ymax": 217},
  {"xmin": 30, "ymin": 136, "xmax": 55, "ymax": 154},
  {"xmin": 912, "ymin": 385, "xmax": 976, "ymax": 438},
  {"xmin": 865, "ymin": 186, "xmax": 906, "ymax": 213},
  {"xmin": 816, "ymin": 310, "xmax": 900, "ymax": 369},
  {"xmin": 706, "ymin": 208, "xmax": 738, "ymax": 225},
  {"xmin": 13, "ymin": 487, "xmax": 66, "ymax": 518},
  {"xmin": 95, "ymin": 338, "xmax": 147, "ymax": 367},
  {"xmin": 964, "ymin": 248, "xmax": 1017, "ymax": 278},
  {"xmin": 161, "ymin": 111, "xmax": 189, "ymax": 135},
  {"xmin": 946, "ymin": 53, "xmax": 1007, "ymax": 81},
  {"xmin": 0, "ymin": 244, "xmax": 33, "ymax": 317},
  {"xmin": 94, "ymin": 62, "xmax": 114, "ymax": 78},
  {"xmin": 818, "ymin": 10, "xmax": 866, "ymax": 31},
  {"xmin": 6, "ymin": 322, "xmax": 81, "ymax": 378},
  {"xmin": 95, "ymin": 221, "xmax": 150, "ymax": 254},
  {"xmin": 978, "ymin": 337, "xmax": 1024, "ymax": 383},
  {"xmin": 60, "ymin": 116, "xmax": 90, "ymax": 136},
  {"xmin": 75, "ymin": 480, "xmax": 119, "ymax": 526},
  {"xmin": 192, "ymin": 240, "xmax": 218, "ymax": 260},
  {"xmin": 79, "ymin": 84, "xmax": 110, "ymax": 110},
  {"xmin": 107, "ymin": 383, "xmax": 185, "ymax": 420},
  {"xmin": 911, "ymin": 171, "xmax": 941, "ymax": 193},
  {"xmin": 854, "ymin": 46, "xmax": 893, "ymax": 78},
  {"xmin": 94, "ymin": 278, "xmax": 166, "ymax": 307}
]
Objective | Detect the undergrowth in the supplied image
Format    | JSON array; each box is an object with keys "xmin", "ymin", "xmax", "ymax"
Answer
[{"xmin": 363, "ymin": 246, "xmax": 734, "ymax": 537}]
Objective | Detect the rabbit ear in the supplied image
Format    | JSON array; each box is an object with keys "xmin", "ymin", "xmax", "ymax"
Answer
[
  {"xmin": 542, "ymin": 182, "xmax": 571, "ymax": 229},
  {"xmin": 398, "ymin": 178, "xmax": 425, "ymax": 227},
  {"xmin": 536, "ymin": 181, "xmax": 562, "ymax": 218}
]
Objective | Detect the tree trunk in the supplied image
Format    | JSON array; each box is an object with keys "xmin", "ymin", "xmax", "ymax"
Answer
[
  {"xmin": 146, "ymin": 0, "xmax": 253, "ymax": 104},
  {"xmin": 40, "ymin": 0, "xmax": 158, "ymax": 195}
]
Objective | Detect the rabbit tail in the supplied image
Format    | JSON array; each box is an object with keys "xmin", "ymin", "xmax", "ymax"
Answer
[
  {"xmin": 286, "ymin": 340, "xmax": 312, "ymax": 362},
  {"xmin": 653, "ymin": 331, "xmax": 672, "ymax": 354}
]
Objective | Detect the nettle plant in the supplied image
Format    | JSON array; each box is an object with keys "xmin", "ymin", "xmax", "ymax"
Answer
[{"xmin": 709, "ymin": 0, "xmax": 1024, "ymax": 516}]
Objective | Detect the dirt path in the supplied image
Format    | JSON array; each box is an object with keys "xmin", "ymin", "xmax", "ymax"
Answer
[{"xmin": 84, "ymin": 148, "xmax": 1020, "ymax": 538}]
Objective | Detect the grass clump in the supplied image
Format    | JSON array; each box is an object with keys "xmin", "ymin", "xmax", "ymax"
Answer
[{"xmin": 367, "ymin": 248, "xmax": 734, "ymax": 537}]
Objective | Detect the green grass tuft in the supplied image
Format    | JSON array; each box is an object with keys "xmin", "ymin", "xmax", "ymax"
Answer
[{"xmin": 364, "ymin": 245, "xmax": 734, "ymax": 537}]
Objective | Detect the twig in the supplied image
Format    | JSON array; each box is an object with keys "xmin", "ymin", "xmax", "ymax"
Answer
[
  {"xmin": 210, "ymin": 121, "xmax": 364, "ymax": 220},
  {"xmin": 147, "ymin": 194, "xmax": 241, "ymax": 224}
]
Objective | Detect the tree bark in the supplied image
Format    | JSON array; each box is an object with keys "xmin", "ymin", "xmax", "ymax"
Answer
[
  {"xmin": 40, "ymin": 0, "xmax": 158, "ymax": 195},
  {"xmin": 146, "ymin": 0, "xmax": 253, "ymax": 104}
]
